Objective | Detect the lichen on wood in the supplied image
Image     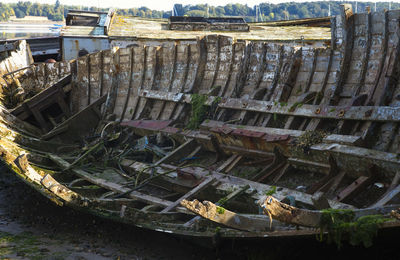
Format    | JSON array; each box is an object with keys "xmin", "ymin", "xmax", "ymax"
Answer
[{"xmin": 292, "ymin": 130, "xmax": 327, "ymax": 154}]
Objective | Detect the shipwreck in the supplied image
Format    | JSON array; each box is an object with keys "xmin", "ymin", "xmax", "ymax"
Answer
[{"xmin": 0, "ymin": 4, "xmax": 399, "ymax": 247}]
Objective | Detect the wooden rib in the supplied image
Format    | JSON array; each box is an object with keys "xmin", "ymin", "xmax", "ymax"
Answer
[
  {"xmin": 172, "ymin": 43, "xmax": 201, "ymax": 121},
  {"xmin": 48, "ymin": 154, "xmax": 176, "ymax": 208},
  {"xmin": 89, "ymin": 51, "xmax": 102, "ymax": 104},
  {"xmin": 120, "ymin": 47, "xmax": 134, "ymax": 121},
  {"xmin": 216, "ymin": 41, "xmax": 246, "ymax": 121},
  {"xmin": 122, "ymin": 46, "xmax": 146, "ymax": 121},
  {"xmin": 371, "ymin": 171, "xmax": 400, "ymax": 207},
  {"xmin": 155, "ymin": 138, "xmax": 197, "ymax": 166},
  {"xmin": 239, "ymin": 42, "xmax": 268, "ymax": 125},
  {"xmin": 150, "ymin": 44, "xmax": 176, "ymax": 120},
  {"xmin": 112, "ymin": 48, "xmax": 132, "ymax": 119},
  {"xmin": 305, "ymin": 49, "xmax": 334, "ymax": 131},
  {"xmin": 134, "ymin": 46, "xmax": 159, "ymax": 119},
  {"xmin": 372, "ymin": 185, "xmax": 400, "ymax": 207},
  {"xmin": 160, "ymin": 44, "xmax": 187, "ymax": 120},
  {"xmin": 161, "ymin": 177, "xmax": 215, "ymax": 213},
  {"xmin": 335, "ymin": 175, "xmax": 375, "ymax": 202},
  {"xmin": 272, "ymin": 163, "xmax": 290, "ymax": 184},
  {"xmin": 261, "ymin": 46, "xmax": 301, "ymax": 127},
  {"xmin": 216, "ymin": 154, "xmax": 242, "ymax": 173},
  {"xmin": 130, "ymin": 161, "xmax": 353, "ymax": 209}
]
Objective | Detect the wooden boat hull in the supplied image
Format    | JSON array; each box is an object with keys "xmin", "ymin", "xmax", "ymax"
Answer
[{"xmin": 0, "ymin": 5, "xmax": 399, "ymax": 244}]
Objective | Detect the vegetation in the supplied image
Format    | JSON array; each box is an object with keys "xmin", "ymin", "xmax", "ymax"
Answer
[
  {"xmin": 187, "ymin": 94, "xmax": 209, "ymax": 130},
  {"xmin": 1, "ymin": 1, "xmax": 400, "ymax": 22},
  {"xmin": 265, "ymin": 186, "xmax": 277, "ymax": 196},
  {"xmin": 318, "ymin": 209, "xmax": 389, "ymax": 248}
]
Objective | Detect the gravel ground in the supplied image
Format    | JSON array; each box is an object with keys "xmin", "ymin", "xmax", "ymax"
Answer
[{"xmin": 0, "ymin": 162, "xmax": 399, "ymax": 260}]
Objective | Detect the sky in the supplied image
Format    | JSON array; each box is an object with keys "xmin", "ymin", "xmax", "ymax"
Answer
[{"xmin": 1, "ymin": 0, "xmax": 395, "ymax": 11}]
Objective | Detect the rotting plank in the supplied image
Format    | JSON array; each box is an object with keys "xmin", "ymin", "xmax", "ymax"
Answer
[
  {"xmin": 371, "ymin": 185, "xmax": 400, "ymax": 207},
  {"xmin": 335, "ymin": 175, "xmax": 376, "ymax": 202},
  {"xmin": 150, "ymin": 44, "xmax": 177, "ymax": 120},
  {"xmin": 41, "ymin": 95, "xmax": 106, "ymax": 141},
  {"xmin": 134, "ymin": 46, "xmax": 159, "ymax": 120},
  {"xmin": 183, "ymin": 184, "xmax": 250, "ymax": 227},
  {"xmin": 138, "ymin": 89, "xmax": 400, "ymax": 122},
  {"xmin": 181, "ymin": 199, "xmax": 273, "ymax": 232},
  {"xmin": 155, "ymin": 138, "xmax": 197, "ymax": 166},
  {"xmin": 122, "ymin": 46, "xmax": 146, "ymax": 121},
  {"xmin": 160, "ymin": 177, "xmax": 215, "ymax": 213},
  {"xmin": 160, "ymin": 44, "xmax": 188, "ymax": 120},
  {"xmin": 261, "ymin": 195, "xmax": 397, "ymax": 227},
  {"xmin": 129, "ymin": 161, "xmax": 354, "ymax": 210},
  {"xmin": 48, "ymin": 154, "xmax": 180, "ymax": 209}
]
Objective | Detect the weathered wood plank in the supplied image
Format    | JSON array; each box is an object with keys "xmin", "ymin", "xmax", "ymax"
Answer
[
  {"xmin": 181, "ymin": 199, "xmax": 273, "ymax": 232},
  {"xmin": 161, "ymin": 177, "xmax": 215, "ymax": 213},
  {"xmin": 48, "ymin": 154, "xmax": 176, "ymax": 208},
  {"xmin": 138, "ymin": 90, "xmax": 400, "ymax": 122}
]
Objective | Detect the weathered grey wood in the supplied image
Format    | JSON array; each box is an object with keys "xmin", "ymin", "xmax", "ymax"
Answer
[
  {"xmin": 48, "ymin": 154, "xmax": 178, "ymax": 209},
  {"xmin": 181, "ymin": 199, "xmax": 273, "ymax": 232},
  {"xmin": 160, "ymin": 177, "xmax": 215, "ymax": 213},
  {"xmin": 371, "ymin": 185, "xmax": 400, "ymax": 207},
  {"xmin": 183, "ymin": 184, "xmax": 250, "ymax": 227},
  {"xmin": 311, "ymin": 192, "xmax": 331, "ymax": 209},
  {"xmin": 261, "ymin": 195, "xmax": 397, "ymax": 227},
  {"xmin": 138, "ymin": 90, "xmax": 400, "ymax": 122},
  {"xmin": 155, "ymin": 138, "xmax": 197, "ymax": 166},
  {"xmin": 41, "ymin": 95, "xmax": 106, "ymax": 140},
  {"xmin": 216, "ymin": 154, "xmax": 242, "ymax": 173},
  {"xmin": 130, "ymin": 161, "xmax": 354, "ymax": 210}
]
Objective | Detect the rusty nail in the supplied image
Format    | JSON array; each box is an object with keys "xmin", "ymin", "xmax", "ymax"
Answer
[{"xmin": 315, "ymin": 108, "xmax": 321, "ymax": 114}]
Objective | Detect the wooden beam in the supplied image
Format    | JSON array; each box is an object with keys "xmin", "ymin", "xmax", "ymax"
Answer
[
  {"xmin": 216, "ymin": 154, "xmax": 242, "ymax": 173},
  {"xmin": 41, "ymin": 95, "xmax": 107, "ymax": 140},
  {"xmin": 183, "ymin": 184, "xmax": 250, "ymax": 227},
  {"xmin": 155, "ymin": 138, "xmax": 197, "ymax": 166},
  {"xmin": 371, "ymin": 185, "xmax": 400, "ymax": 208},
  {"xmin": 139, "ymin": 90, "xmax": 400, "ymax": 122},
  {"xmin": 335, "ymin": 176, "xmax": 375, "ymax": 202},
  {"xmin": 160, "ymin": 177, "xmax": 215, "ymax": 213},
  {"xmin": 261, "ymin": 196, "xmax": 397, "ymax": 227},
  {"xmin": 181, "ymin": 199, "xmax": 273, "ymax": 232},
  {"xmin": 48, "ymin": 154, "xmax": 177, "ymax": 209}
]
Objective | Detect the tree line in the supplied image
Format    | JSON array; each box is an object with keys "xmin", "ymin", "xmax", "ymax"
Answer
[{"xmin": 1, "ymin": 1, "xmax": 399, "ymax": 22}]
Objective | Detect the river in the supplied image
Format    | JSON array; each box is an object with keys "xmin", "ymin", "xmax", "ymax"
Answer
[{"xmin": 0, "ymin": 23, "xmax": 62, "ymax": 40}]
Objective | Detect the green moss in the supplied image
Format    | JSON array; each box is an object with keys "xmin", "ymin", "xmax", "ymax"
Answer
[
  {"xmin": 217, "ymin": 197, "xmax": 227, "ymax": 205},
  {"xmin": 318, "ymin": 209, "xmax": 388, "ymax": 248},
  {"xmin": 187, "ymin": 94, "xmax": 209, "ymax": 130},
  {"xmin": 214, "ymin": 226, "xmax": 221, "ymax": 233},
  {"xmin": 265, "ymin": 186, "xmax": 277, "ymax": 196},
  {"xmin": 216, "ymin": 206, "xmax": 225, "ymax": 214},
  {"xmin": 0, "ymin": 231, "xmax": 43, "ymax": 258}
]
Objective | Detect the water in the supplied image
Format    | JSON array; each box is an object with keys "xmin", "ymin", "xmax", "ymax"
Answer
[{"xmin": 0, "ymin": 23, "xmax": 62, "ymax": 40}]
